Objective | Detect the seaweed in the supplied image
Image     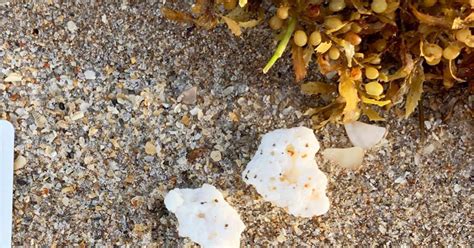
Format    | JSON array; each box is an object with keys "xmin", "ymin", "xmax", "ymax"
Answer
[{"xmin": 162, "ymin": 0, "xmax": 473, "ymax": 127}]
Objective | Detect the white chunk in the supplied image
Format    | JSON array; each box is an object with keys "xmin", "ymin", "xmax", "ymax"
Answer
[
  {"xmin": 4, "ymin": 72, "xmax": 22, "ymax": 82},
  {"xmin": 14, "ymin": 155, "xmax": 27, "ymax": 171},
  {"xmin": 164, "ymin": 184, "xmax": 245, "ymax": 248},
  {"xmin": 164, "ymin": 190, "xmax": 183, "ymax": 213},
  {"xmin": 84, "ymin": 70, "xmax": 96, "ymax": 80},
  {"xmin": 242, "ymin": 127, "xmax": 330, "ymax": 217},
  {"xmin": 322, "ymin": 147, "xmax": 365, "ymax": 170},
  {"xmin": 101, "ymin": 14, "xmax": 108, "ymax": 24},
  {"xmin": 66, "ymin": 21, "xmax": 78, "ymax": 33},
  {"xmin": 344, "ymin": 121, "xmax": 386, "ymax": 149}
]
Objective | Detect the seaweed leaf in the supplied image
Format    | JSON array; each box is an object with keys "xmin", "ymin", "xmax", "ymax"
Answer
[
  {"xmin": 351, "ymin": 0, "xmax": 372, "ymax": 15},
  {"xmin": 451, "ymin": 16, "xmax": 472, "ymax": 29},
  {"xmin": 222, "ymin": 16, "xmax": 242, "ymax": 36},
  {"xmin": 362, "ymin": 104, "xmax": 385, "ymax": 121},
  {"xmin": 339, "ymin": 71, "xmax": 360, "ymax": 122},
  {"xmin": 307, "ymin": 102, "xmax": 345, "ymax": 129},
  {"xmin": 195, "ymin": 15, "xmax": 219, "ymax": 29},
  {"xmin": 405, "ymin": 61, "xmax": 425, "ymax": 118},
  {"xmin": 161, "ymin": 7, "xmax": 194, "ymax": 23},
  {"xmin": 342, "ymin": 41, "xmax": 355, "ymax": 67},
  {"xmin": 315, "ymin": 41, "xmax": 332, "ymax": 53},
  {"xmin": 239, "ymin": 19, "xmax": 260, "ymax": 28},
  {"xmin": 301, "ymin": 81, "xmax": 337, "ymax": 95},
  {"xmin": 303, "ymin": 45, "xmax": 314, "ymax": 67},
  {"xmin": 409, "ymin": 4, "xmax": 451, "ymax": 28},
  {"xmin": 361, "ymin": 95, "xmax": 391, "ymax": 106},
  {"xmin": 292, "ymin": 44, "xmax": 307, "ymax": 82}
]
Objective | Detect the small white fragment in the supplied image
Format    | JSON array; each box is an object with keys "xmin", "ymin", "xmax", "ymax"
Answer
[
  {"xmin": 101, "ymin": 14, "xmax": 108, "ymax": 24},
  {"xmin": 424, "ymin": 120, "xmax": 432, "ymax": 130},
  {"xmin": 70, "ymin": 111, "xmax": 84, "ymax": 121},
  {"xmin": 394, "ymin": 175, "xmax": 407, "ymax": 184},
  {"xmin": 4, "ymin": 72, "xmax": 22, "ymax": 82},
  {"xmin": 14, "ymin": 155, "xmax": 27, "ymax": 170},
  {"xmin": 164, "ymin": 184, "xmax": 245, "ymax": 248},
  {"xmin": 414, "ymin": 153, "xmax": 421, "ymax": 166},
  {"xmin": 66, "ymin": 21, "xmax": 78, "ymax": 33},
  {"xmin": 242, "ymin": 127, "xmax": 330, "ymax": 217},
  {"xmin": 415, "ymin": 192, "xmax": 422, "ymax": 199},
  {"xmin": 84, "ymin": 70, "xmax": 96, "ymax": 80},
  {"xmin": 378, "ymin": 225, "xmax": 386, "ymax": 234},
  {"xmin": 344, "ymin": 121, "xmax": 386, "ymax": 149},
  {"xmin": 453, "ymin": 184, "xmax": 461, "ymax": 193},
  {"xmin": 322, "ymin": 147, "xmax": 365, "ymax": 170}
]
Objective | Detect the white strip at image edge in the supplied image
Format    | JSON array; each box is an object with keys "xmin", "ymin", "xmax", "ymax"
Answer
[{"xmin": 0, "ymin": 120, "xmax": 14, "ymax": 248}]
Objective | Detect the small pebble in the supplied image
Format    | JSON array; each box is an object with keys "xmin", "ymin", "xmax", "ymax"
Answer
[
  {"xmin": 70, "ymin": 111, "xmax": 84, "ymax": 121},
  {"xmin": 4, "ymin": 72, "xmax": 22, "ymax": 82},
  {"xmin": 67, "ymin": 21, "xmax": 78, "ymax": 33},
  {"xmin": 101, "ymin": 14, "xmax": 108, "ymax": 24},
  {"xmin": 181, "ymin": 87, "xmax": 197, "ymax": 105},
  {"xmin": 84, "ymin": 70, "xmax": 96, "ymax": 80},
  {"xmin": 145, "ymin": 141, "xmax": 157, "ymax": 155},
  {"xmin": 210, "ymin": 150, "xmax": 222, "ymax": 162},
  {"xmin": 394, "ymin": 176, "xmax": 407, "ymax": 184},
  {"xmin": 14, "ymin": 155, "xmax": 27, "ymax": 170},
  {"xmin": 453, "ymin": 184, "xmax": 461, "ymax": 193}
]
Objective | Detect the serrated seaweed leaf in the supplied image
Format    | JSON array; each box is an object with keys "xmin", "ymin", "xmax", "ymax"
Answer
[
  {"xmin": 315, "ymin": 41, "xmax": 332, "ymax": 53},
  {"xmin": 292, "ymin": 44, "xmax": 307, "ymax": 82},
  {"xmin": 308, "ymin": 102, "xmax": 345, "ymax": 129},
  {"xmin": 405, "ymin": 62, "xmax": 425, "ymax": 118}
]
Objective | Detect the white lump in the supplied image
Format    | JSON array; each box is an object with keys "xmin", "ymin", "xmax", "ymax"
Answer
[
  {"xmin": 344, "ymin": 121, "xmax": 387, "ymax": 149},
  {"xmin": 242, "ymin": 127, "xmax": 330, "ymax": 217},
  {"xmin": 164, "ymin": 184, "xmax": 245, "ymax": 248}
]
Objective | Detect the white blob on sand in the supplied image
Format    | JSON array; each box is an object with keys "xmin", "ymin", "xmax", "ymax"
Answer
[
  {"xmin": 84, "ymin": 70, "xmax": 96, "ymax": 80},
  {"xmin": 344, "ymin": 121, "xmax": 386, "ymax": 149},
  {"xmin": 242, "ymin": 127, "xmax": 330, "ymax": 217},
  {"xmin": 164, "ymin": 184, "xmax": 245, "ymax": 248},
  {"xmin": 4, "ymin": 72, "xmax": 22, "ymax": 82},
  {"xmin": 67, "ymin": 21, "xmax": 78, "ymax": 33},
  {"xmin": 322, "ymin": 147, "xmax": 365, "ymax": 170}
]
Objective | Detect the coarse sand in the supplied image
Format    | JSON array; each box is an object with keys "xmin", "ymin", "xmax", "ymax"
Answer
[{"xmin": 0, "ymin": 1, "xmax": 472, "ymax": 246}]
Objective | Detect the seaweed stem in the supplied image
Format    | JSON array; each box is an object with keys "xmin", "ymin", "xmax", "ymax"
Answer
[
  {"xmin": 263, "ymin": 17, "xmax": 297, "ymax": 74},
  {"xmin": 418, "ymin": 94, "xmax": 425, "ymax": 143}
]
